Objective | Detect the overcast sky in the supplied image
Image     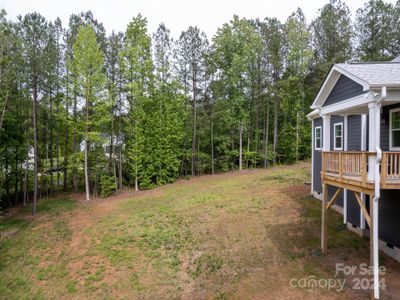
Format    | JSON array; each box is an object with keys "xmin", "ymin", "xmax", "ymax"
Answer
[{"xmin": 1, "ymin": 0, "xmax": 397, "ymax": 39}]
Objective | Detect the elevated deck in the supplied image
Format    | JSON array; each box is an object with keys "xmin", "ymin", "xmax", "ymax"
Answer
[{"xmin": 322, "ymin": 151, "xmax": 400, "ymax": 194}]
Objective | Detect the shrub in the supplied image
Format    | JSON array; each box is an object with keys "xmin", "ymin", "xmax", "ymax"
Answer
[{"xmin": 99, "ymin": 175, "xmax": 116, "ymax": 198}]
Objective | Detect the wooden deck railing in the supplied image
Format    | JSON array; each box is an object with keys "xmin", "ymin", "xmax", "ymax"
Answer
[
  {"xmin": 322, "ymin": 151, "xmax": 400, "ymax": 190},
  {"xmin": 381, "ymin": 152, "xmax": 400, "ymax": 188},
  {"xmin": 322, "ymin": 151, "xmax": 375, "ymax": 189}
]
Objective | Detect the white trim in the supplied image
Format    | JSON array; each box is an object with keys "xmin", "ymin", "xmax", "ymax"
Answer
[
  {"xmin": 311, "ymin": 119, "xmax": 315, "ymax": 194},
  {"xmin": 361, "ymin": 114, "xmax": 367, "ymax": 151},
  {"xmin": 311, "ymin": 69, "xmax": 341, "ymax": 109},
  {"xmin": 314, "ymin": 126, "xmax": 322, "ymax": 150},
  {"xmin": 343, "ymin": 115, "xmax": 348, "ymax": 224},
  {"xmin": 311, "ymin": 66, "xmax": 370, "ymax": 109},
  {"xmin": 360, "ymin": 114, "xmax": 367, "ymax": 229},
  {"xmin": 322, "ymin": 115, "xmax": 331, "ymax": 151},
  {"xmin": 333, "ymin": 122, "xmax": 344, "ymax": 150},
  {"xmin": 320, "ymin": 92, "xmax": 370, "ymax": 115},
  {"xmin": 334, "ymin": 65, "xmax": 370, "ymax": 90},
  {"xmin": 389, "ymin": 107, "xmax": 400, "ymax": 151}
]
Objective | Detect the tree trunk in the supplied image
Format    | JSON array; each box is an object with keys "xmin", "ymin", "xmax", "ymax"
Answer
[
  {"xmin": 296, "ymin": 111, "xmax": 299, "ymax": 161},
  {"xmin": 239, "ymin": 124, "xmax": 243, "ymax": 171},
  {"xmin": 84, "ymin": 138, "xmax": 90, "ymax": 201},
  {"xmin": 191, "ymin": 74, "xmax": 197, "ymax": 177},
  {"xmin": 210, "ymin": 98, "xmax": 214, "ymax": 175},
  {"xmin": 264, "ymin": 97, "xmax": 270, "ymax": 168},
  {"xmin": 72, "ymin": 94, "xmax": 78, "ymax": 193},
  {"xmin": 109, "ymin": 121, "xmax": 114, "ymax": 176},
  {"xmin": 0, "ymin": 91, "xmax": 8, "ymax": 131},
  {"xmin": 84, "ymin": 100, "xmax": 90, "ymax": 201},
  {"xmin": 32, "ymin": 77, "xmax": 39, "ymax": 215},
  {"xmin": 63, "ymin": 70, "xmax": 69, "ymax": 192},
  {"xmin": 273, "ymin": 96, "xmax": 279, "ymax": 165},
  {"xmin": 246, "ymin": 125, "xmax": 250, "ymax": 169},
  {"xmin": 49, "ymin": 90, "xmax": 54, "ymax": 195},
  {"xmin": 23, "ymin": 160, "xmax": 28, "ymax": 207}
]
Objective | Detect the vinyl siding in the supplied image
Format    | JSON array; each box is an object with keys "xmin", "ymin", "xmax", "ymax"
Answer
[
  {"xmin": 379, "ymin": 190, "xmax": 400, "ymax": 248},
  {"xmin": 313, "ymin": 118, "xmax": 323, "ymax": 194},
  {"xmin": 330, "ymin": 115, "xmax": 344, "ymax": 207},
  {"xmin": 346, "ymin": 115, "xmax": 362, "ymax": 225},
  {"xmin": 381, "ymin": 103, "xmax": 400, "ymax": 151},
  {"xmin": 323, "ymin": 75, "xmax": 364, "ymax": 107}
]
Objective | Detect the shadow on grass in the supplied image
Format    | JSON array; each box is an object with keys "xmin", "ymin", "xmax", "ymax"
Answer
[{"xmin": 265, "ymin": 196, "xmax": 370, "ymax": 274}]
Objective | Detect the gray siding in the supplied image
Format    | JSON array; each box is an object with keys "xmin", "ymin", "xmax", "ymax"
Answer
[
  {"xmin": 323, "ymin": 74, "xmax": 364, "ymax": 107},
  {"xmin": 330, "ymin": 116, "xmax": 344, "ymax": 207},
  {"xmin": 379, "ymin": 104, "xmax": 400, "ymax": 248},
  {"xmin": 313, "ymin": 118, "xmax": 323, "ymax": 194},
  {"xmin": 381, "ymin": 103, "xmax": 400, "ymax": 151},
  {"xmin": 380, "ymin": 190, "xmax": 400, "ymax": 248},
  {"xmin": 347, "ymin": 192, "xmax": 360, "ymax": 227},
  {"xmin": 346, "ymin": 115, "xmax": 362, "ymax": 224},
  {"xmin": 347, "ymin": 115, "xmax": 362, "ymax": 151}
]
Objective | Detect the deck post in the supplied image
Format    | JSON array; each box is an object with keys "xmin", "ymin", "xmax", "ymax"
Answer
[
  {"xmin": 370, "ymin": 195, "xmax": 378, "ymax": 300},
  {"xmin": 343, "ymin": 115, "xmax": 348, "ymax": 224},
  {"xmin": 321, "ymin": 183, "xmax": 328, "ymax": 255}
]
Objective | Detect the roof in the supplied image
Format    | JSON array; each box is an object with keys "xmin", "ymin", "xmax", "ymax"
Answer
[
  {"xmin": 335, "ymin": 62, "xmax": 400, "ymax": 88},
  {"xmin": 310, "ymin": 57, "xmax": 400, "ymax": 110}
]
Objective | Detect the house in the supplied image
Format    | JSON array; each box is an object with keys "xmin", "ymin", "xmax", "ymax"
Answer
[{"xmin": 307, "ymin": 57, "xmax": 400, "ymax": 299}]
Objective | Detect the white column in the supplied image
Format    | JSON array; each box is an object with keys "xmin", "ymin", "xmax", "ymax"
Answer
[
  {"xmin": 311, "ymin": 119, "xmax": 314, "ymax": 195},
  {"xmin": 360, "ymin": 114, "xmax": 367, "ymax": 229},
  {"xmin": 322, "ymin": 115, "xmax": 331, "ymax": 151},
  {"xmin": 343, "ymin": 115, "xmax": 348, "ymax": 224},
  {"xmin": 368, "ymin": 98, "xmax": 382, "ymax": 300},
  {"xmin": 373, "ymin": 101, "xmax": 382, "ymax": 300},
  {"xmin": 368, "ymin": 102, "xmax": 377, "ymax": 180}
]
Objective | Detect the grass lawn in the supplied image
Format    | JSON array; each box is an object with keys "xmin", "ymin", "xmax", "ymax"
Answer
[{"xmin": 1, "ymin": 161, "xmax": 400, "ymax": 299}]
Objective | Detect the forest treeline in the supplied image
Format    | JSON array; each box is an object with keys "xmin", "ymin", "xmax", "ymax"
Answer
[{"xmin": 0, "ymin": 0, "xmax": 399, "ymax": 213}]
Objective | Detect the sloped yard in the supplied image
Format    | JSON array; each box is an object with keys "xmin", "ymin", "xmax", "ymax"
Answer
[{"xmin": 1, "ymin": 162, "xmax": 400, "ymax": 299}]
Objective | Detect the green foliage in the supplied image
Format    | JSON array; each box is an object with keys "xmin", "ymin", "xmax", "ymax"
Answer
[
  {"xmin": 99, "ymin": 175, "xmax": 116, "ymax": 198},
  {"xmin": 3, "ymin": 3, "xmax": 399, "ymax": 208}
]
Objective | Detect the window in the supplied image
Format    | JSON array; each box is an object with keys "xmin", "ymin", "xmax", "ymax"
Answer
[
  {"xmin": 315, "ymin": 126, "xmax": 322, "ymax": 150},
  {"xmin": 334, "ymin": 123, "xmax": 343, "ymax": 150},
  {"xmin": 390, "ymin": 108, "xmax": 400, "ymax": 150}
]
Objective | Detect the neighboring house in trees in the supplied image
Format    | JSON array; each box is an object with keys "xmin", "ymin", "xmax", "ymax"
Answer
[
  {"xmin": 79, "ymin": 133, "xmax": 125, "ymax": 157},
  {"xmin": 308, "ymin": 57, "xmax": 400, "ymax": 300}
]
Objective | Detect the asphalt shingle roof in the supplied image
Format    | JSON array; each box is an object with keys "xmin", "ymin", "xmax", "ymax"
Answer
[{"xmin": 335, "ymin": 61, "xmax": 400, "ymax": 86}]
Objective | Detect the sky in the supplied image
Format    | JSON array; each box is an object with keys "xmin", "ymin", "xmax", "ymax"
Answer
[{"xmin": 1, "ymin": 0, "xmax": 398, "ymax": 39}]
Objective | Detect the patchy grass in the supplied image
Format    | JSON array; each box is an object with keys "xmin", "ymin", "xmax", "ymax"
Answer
[{"xmin": 0, "ymin": 162, "xmax": 399, "ymax": 299}]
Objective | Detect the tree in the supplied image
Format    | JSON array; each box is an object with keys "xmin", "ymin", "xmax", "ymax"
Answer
[
  {"xmin": 120, "ymin": 15, "xmax": 153, "ymax": 191},
  {"xmin": 152, "ymin": 23, "xmax": 186, "ymax": 185},
  {"xmin": 355, "ymin": 0, "xmax": 394, "ymax": 61},
  {"xmin": 19, "ymin": 12, "xmax": 48, "ymax": 214},
  {"xmin": 70, "ymin": 25, "xmax": 106, "ymax": 201},
  {"xmin": 279, "ymin": 9, "xmax": 312, "ymax": 162},
  {"xmin": 311, "ymin": 0, "xmax": 353, "ymax": 67},
  {"xmin": 175, "ymin": 26, "xmax": 208, "ymax": 176},
  {"xmin": 105, "ymin": 30, "xmax": 124, "ymax": 189},
  {"xmin": 212, "ymin": 16, "xmax": 261, "ymax": 170}
]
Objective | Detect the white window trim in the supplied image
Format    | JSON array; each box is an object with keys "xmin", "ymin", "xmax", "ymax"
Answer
[
  {"xmin": 314, "ymin": 126, "xmax": 322, "ymax": 150},
  {"xmin": 389, "ymin": 107, "xmax": 400, "ymax": 151},
  {"xmin": 334, "ymin": 122, "xmax": 343, "ymax": 151}
]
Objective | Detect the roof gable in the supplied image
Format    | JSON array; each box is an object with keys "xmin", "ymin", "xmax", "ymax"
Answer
[
  {"xmin": 323, "ymin": 74, "xmax": 364, "ymax": 107},
  {"xmin": 311, "ymin": 65, "xmax": 369, "ymax": 109}
]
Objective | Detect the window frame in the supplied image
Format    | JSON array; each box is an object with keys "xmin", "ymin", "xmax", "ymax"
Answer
[
  {"xmin": 390, "ymin": 108, "xmax": 400, "ymax": 151},
  {"xmin": 334, "ymin": 122, "xmax": 343, "ymax": 151},
  {"xmin": 314, "ymin": 126, "xmax": 322, "ymax": 150}
]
